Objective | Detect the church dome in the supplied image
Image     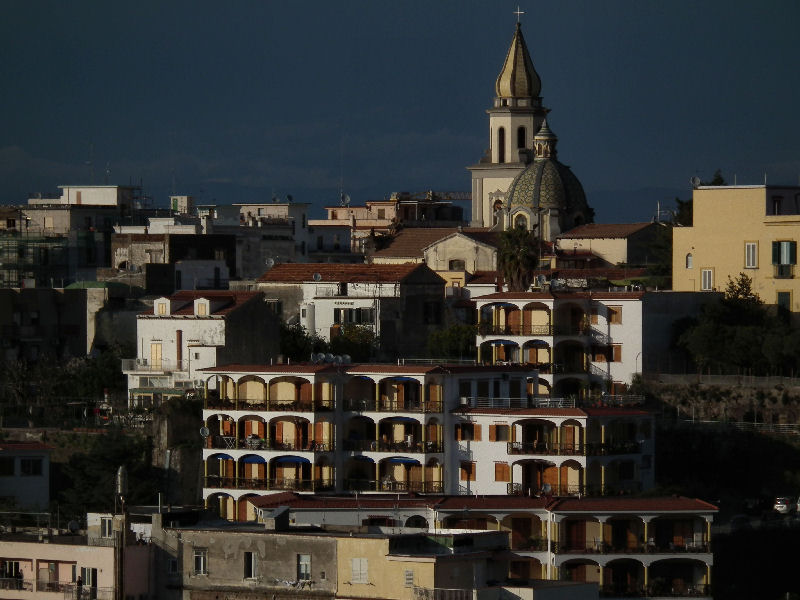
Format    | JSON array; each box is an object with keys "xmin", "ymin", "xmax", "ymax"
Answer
[
  {"xmin": 495, "ymin": 23, "xmax": 541, "ymax": 99},
  {"xmin": 505, "ymin": 118, "xmax": 593, "ymax": 230}
]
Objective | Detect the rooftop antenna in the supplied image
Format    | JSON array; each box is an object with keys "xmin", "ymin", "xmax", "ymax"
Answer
[
  {"xmin": 690, "ymin": 176, "xmax": 701, "ymax": 189},
  {"xmin": 104, "ymin": 162, "xmax": 111, "ymax": 185}
]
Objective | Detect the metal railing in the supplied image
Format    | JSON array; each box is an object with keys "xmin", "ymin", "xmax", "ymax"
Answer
[
  {"xmin": 61, "ymin": 584, "xmax": 115, "ymax": 599},
  {"xmin": 343, "ymin": 479, "xmax": 443, "ymax": 493},
  {"xmin": 413, "ymin": 587, "xmax": 473, "ymax": 600},
  {"xmin": 458, "ymin": 396, "xmax": 574, "ymax": 409},
  {"xmin": 478, "ymin": 323, "xmax": 553, "ymax": 336},
  {"xmin": 342, "ymin": 398, "xmax": 443, "ymax": 413},
  {"xmin": 342, "ymin": 440, "xmax": 443, "ymax": 453},
  {"xmin": 121, "ymin": 358, "xmax": 189, "ymax": 372}
]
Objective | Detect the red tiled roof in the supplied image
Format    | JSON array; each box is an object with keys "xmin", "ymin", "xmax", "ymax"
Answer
[
  {"xmin": 436, "ymin": 495, "xmax": 551, "ymax": 510},
  {"xmin": 557, "ymin": 223, "xmax": 654, "ymax": 240},
  {"xmin": 257, "ymin": 263, "xmax": 427, "ymax": 283},
  {"xmin": 454, "ymin": 407, "xmax": 587, "ymax": 416},
  {"xmin": 200, "ymin": 363, "xmax": 339, "ymax": 374},
  {"xmin": 0, "ymin": 441, "xmax": 52, "ymax": 452},
  {"xmin": 372, "ymin": 228, "xmax": 498, "ymax": 259},
  {"xmin": 473, "ymin": 290, "xmax": 646, "ymax": 301},
  {"xmin": 142, "ymin": 291, "xmax": 263, "ymax": 317},
  {"xmin": 549, "ymin": 496, "xmax": 718, "ymax": 513},
  {"xmin": 249, "ymin": 493, "xmax": 438, "ymax": 510}
]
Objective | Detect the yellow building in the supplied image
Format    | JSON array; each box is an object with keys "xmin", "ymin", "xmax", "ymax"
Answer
[{"xmin": 672, "ymin": 185, "xmax": 800, "ymax": 312}]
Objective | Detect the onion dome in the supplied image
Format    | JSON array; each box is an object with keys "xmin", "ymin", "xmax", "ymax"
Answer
[{"xmin": 495, "ymin": 23, "xmax": 541, "ymax": 99}]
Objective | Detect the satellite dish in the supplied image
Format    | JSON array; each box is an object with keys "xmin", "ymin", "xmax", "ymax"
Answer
[
  {"xmin": 313, "ymin": 272, "xmax": 322, "ymax": 282},
  {"xmin": 315, "ymin": 352, "xmax": 327, "ymax": 363},
  {"xmin": 333, "ymin": 355, "xmax": 342, "ymax": 365},
  {"xmin": 265, "ymin": 258, "xmax": 275, "ymax": 268},
  {"xmin": 199, "ymin": 426, "xmax": 210, "ymax": 438},
  {"xmin": 342, "ymin": 354, "xmax": 351, "ymax": 364},
  {"xmin": 324, "ymin": 353, "xmax": 334, "ymax": 363},
  {"xmin": 690, "ymin": 176, "xmax": 701, "ymax": 189},
  {"xmin": 67, "ymin": 520, "xmax": 80, "ymax": 533},
  {"xmin": 537, "ymin": 274, "xmax": 546, "ymax": 286}
]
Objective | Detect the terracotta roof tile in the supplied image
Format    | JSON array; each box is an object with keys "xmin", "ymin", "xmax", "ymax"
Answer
[
  {"xmin": 549, "ymin": 496, "xmax": 718, "ymax": 513},
  {"xmin": 257, "ymin": 263, "xmax": 428, "ymax": 283},
  {"xmin": 372, "ymin": 228, "xmax": 497, "ymax": 259},
  {"xmin": 142, "ymin": 291, "xmax": 263, "ymax": 317},
  {"xmin": 557, "ymin": 223, "xmax": 654, "ymax": 240}
]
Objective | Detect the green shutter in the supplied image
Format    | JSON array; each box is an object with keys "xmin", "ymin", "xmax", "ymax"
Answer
[
  {"xmin": 791, "ymin": 241, "xmax": 797, "ymax": 265},
  {"xmin": 773, "ymin": 241, "xmax": 780, "ymax": 265}
]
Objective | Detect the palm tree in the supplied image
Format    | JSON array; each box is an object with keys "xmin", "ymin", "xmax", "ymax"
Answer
[{"xmin": 497, "ymin": 225, "xmax": 540, "ymax": 292}]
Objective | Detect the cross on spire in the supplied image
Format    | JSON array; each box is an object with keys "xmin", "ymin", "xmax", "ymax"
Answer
[{"xmin": 513, "ymin": 5, "xmax": 525, "ymax": 23}]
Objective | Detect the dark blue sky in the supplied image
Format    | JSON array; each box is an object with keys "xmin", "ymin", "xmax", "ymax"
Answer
[{"xmin": 2, "ymin": 1, "xmax": 798, "ymax": 222}]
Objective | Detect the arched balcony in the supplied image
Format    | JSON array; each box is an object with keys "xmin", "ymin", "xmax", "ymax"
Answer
[
  {"xmin": 268, "ymin": 416, "xmax": 312, "ymax": 451},
  {"xmin": 269, "ymin": 455, "xmax": 312, "ymax": 491},
  {"xmin": 478, "ymin": 339, "xmax": 520, "ymax": 364},
  {"xmin": 500, "ymin": 513, "xmax": 545, "ymax": 551},
  {"xmin": 646, "ymin": 558, "xmax": 710, "ymax": 596},
  {"xmin": 378, "ymin": 376, "xmax": 422, "ymax": 412},
  {"xmin": 554, "ymin": 340, "xmax": 588, "ymax": 375},
  {"xmin": 205, "ymin": 414, "xmax": 236, "ymax": 450},
  {"xmin": 508, "ymin": 418, "xmax": 585, "ymax": 456},
  {"xmin": 510, "ymin": 458, "xmax": 583, "ymax": 496},
  {"xmin": 442, "ymin": 512, "xmax": 498, "ymax": 530},
  {"xmin": 378, "ymin": 456, "xmax": 421, "ymax": 492},
  {"xmin": 478, "ymin": 301, "xmax": 553, "ymax": 337},
  {"xmin": 204, "ymin": 452, "xmax": 235, "ymax": 489},
  {"xmin": 553, "ymin": 302, "xmax": 589, "ymax": 337},
  {"xmin": 236, "ymin": 375, "xmax": 267, "ymax": 410},
  {"xmin": 237, "ymin": 493, "xmax": 259, "ymax": 522},
  {"xmin": 314, "ymin": 455, "xmax": 335, "ymax": 491},
  {"xmin": 206, "ymin": 492, "xmax": 235, "ymax": 520},
  {"xmin": 523, "ymin": 339, "xmax": 551, "ymax": 369},
  {"xmin": 268, "ymin": 376, "xmax": 314, "ymax": 412},
  {"xmin": 237, "ymin": 454, "xmax": 268, "ymax": 490},
  {"xmin": 344, "ymin": 455, "xmax": 375, "ymax": 491},
  {"xmin": 343, "ymin": 376, "xmax": 375, "ymax": 411}
]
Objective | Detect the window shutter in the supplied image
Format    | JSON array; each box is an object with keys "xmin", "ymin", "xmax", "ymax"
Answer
[
  {"xmin": 613, "ymin": 345, "xmax": 622, "ymax": 362},
  {"xmin": 454, "ymin": 425, "xmax": 462, "ymax": 441},
  {"xmin": 489, "ymin": 425, "xmax": 497, "ymax": 441},
  {"xmin": 791, "ymin": 241, "xmax": 797, "ymax": 265},
  {"xmin": 473, "ymin": 424, "xmax": 482, "ymax": 441},
  {"xmin": 590, "ymin": 310, "xmax": 598, "ymax": 324},
  {"xmin": 511, "ymin": 426, "xmax": 516, "ymax": 442},
  {"xmin": 773, "ymin": 241, "xmax": 780, "ymax": 264}
]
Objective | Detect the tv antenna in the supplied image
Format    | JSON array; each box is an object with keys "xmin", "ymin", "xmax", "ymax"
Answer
[
  {"xmin": 312, "ymin": 272, "xmax": 322, "ymax": 282},
  {"xmin": 690, "ymin": 176, "xmax": 701, "ymax": 189}
]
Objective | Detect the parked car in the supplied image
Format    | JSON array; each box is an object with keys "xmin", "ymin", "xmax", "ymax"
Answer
[{"xmin": 774, "ymin": 497, "xmax": 794, "ymax": 514}]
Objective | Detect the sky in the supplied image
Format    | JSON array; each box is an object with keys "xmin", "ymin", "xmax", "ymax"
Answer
[{"xmin": 2, "ymin": 1, "xmax": 799, "ymax": 223}]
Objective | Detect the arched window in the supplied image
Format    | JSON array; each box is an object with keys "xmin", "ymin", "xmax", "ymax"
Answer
[
  {"xmin": 517, "ymin": 126, "xmax": 526, "ymax": 148},
  {"xmin": 497, "ymin": 127, "xmax": 505, "ymax": 163},
  {"xmin": 514, "ymin": 214, "xmax": 528, "ymax": 229},
  {"xmin": 685, "ymin": 253, "xmax": 693, "ymax": 269}
]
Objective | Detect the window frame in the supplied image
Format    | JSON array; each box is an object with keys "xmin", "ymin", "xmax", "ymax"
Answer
[
  {"xmin": 20, "ymin": 457, "xmax": 42, "ymax": 476},
  {"xmin": 701, "ymin": 268, "xmax": 713, "ymax": 291},
  {"xmin": 745, "ymin": 242, "xmax": 758, "ymax": 269},
  {"xmin": 297, "ymin": 554, "xmax": 311, "ymax": 581},
  {"xmin": 193, "ymin": 548, "xmax": 208, "ymax": 575},
  {"xmin": 351, "ymin": 558, "xmax": 368, "ymax": 584},
  {"xmin": 244, "ymin": 551, "xmax": 257, "ymax": 579}
]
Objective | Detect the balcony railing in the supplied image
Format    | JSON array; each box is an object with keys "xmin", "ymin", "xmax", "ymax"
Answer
[
  {"xmin": 342, "ymin": 440, "xmax": 443, "ymax": 453},
  {"xmin": 342, "ymin": 398, "xmax": 443, "ymax": 413},
  {"xmin": 343, "ymin": 479, "xmax": 443, "ymax": 493},
  {"xmin": 0, "ymin": 578, "xmax": 33, "ymax": 592},
  {"xmin": 774, "ymin": 264, "xmax": 795, "ymax": 279},
  {"xmin": 478, "ymin": 323, "xmax": 553, "ymax": 336},
  {"xmin": 203, "ymin": 476, "xmax": 331, "ymax": 492},
  {"xmin": 204, "ymin": 398, "xmax": 317, "ymax": 411},
  {"xmin": 507, "ymin": 441, "xmax": 584, "ymax": 456},
  {"xmin": 413, "ymin": 587, "xmax": 473, "ymax": 600},
  {"xmin": 121, "ymin": 358, "xmax": 189, "ymax": 372},
  {"xmin": 459, "ymin": 396, "xmax": 574, "ymax": 409},
  {"xmin": 60, "ymin": 584, "xmax": 115, "ymax": 599},
  {"xmin": 206, "ymin": 436, "xmax": 334, "ymax": 452}
]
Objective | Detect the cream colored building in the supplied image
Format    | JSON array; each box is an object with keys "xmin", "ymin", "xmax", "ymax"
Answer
[{"xmin": 672, "ymin": 185, "xmax": 800, "ymax": 311}]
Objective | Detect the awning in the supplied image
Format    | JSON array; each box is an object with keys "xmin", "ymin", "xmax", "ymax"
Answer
[
  {"xmin": 382, "ymin": 376, "xmax": 418, "ymax": 382},
  {"xmin": 488, "ymin": 339, "xmax": 517, "ymax": 346},
  {"xmin": 274, "ymin": 455, "xmax": 310, "ymax": 464},
  {"xmin": 210, "ymin": 453, "xmax": 233, "ymax": 460},
  {"xmin": 349, "ymin": 455, "xmax": 375, "ymax": 463},
  {"xmin": 241, "ymin": 455, "xmax": 267, "ymax": 464},
  {"xmin": 384, "ymin": 457, "xmax": 420, "ymax": 465},
  {"xmin": 381, "ymin": 416, "xmax": 418, "ymax": 423}
]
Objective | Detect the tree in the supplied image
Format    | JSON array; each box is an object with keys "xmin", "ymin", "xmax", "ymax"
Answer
[
  {"xmin": 498, "ymin": 225, "xmax": 539, "ymax": 292},
  {"xmin": 279, "ymin": 322, "xmax": 327, "ymax": 362},
  {"xmin": 329, "ymin": 324, "xmax": 379, "ymax": 362},
  {"xmin": 426, "ymin": 324, "xmax": 477, "ymax": 359}
]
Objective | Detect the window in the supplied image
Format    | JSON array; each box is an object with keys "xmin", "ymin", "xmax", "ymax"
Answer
[
  {"xmin": 20, "ymin": 458, "xmax": 42, "ymax": 476},
  {"xmin": 460, "ymin": 461, "xmax": 476, "ymax": 481},
  {"xmin": 454, "ymin": 423, "xmax": 481, "ymax": 441},
  {"xmin": 193, "ymin": 549, "xmax": 208, "ymax": 575},
  {"xmin": 448, "ymin": 259, "xmax": 466, "ymax": 271},
  {"xmin": 157, "ymin": 302, "xmax": 166, "ymax": 315},
  {"xmin": 517, "ymin": 126, "xmax": 526, "ymax": 149},
  {"xmin": 772, "ymin": 241, "xmax": 797, "ymax": 278},
  {"xmin": 168, "ymin": 559, "xmax": 178, "ymax": 575},
  {"xmin": 607, "ymin": 306, "xmax": 622, "ymax": 324},
  {"xmin": 404, "ymin": 570, "xmax": 414, "ymax": 587},
  {"xmin": 297, "ymin": 554, "xmax": 311, "ymax": 581},
  {"xmin": 590, "ymin": 309, "xmax": 599, "ymax": 325},
  {"xmin": 0, "ymin": 457, "xmax": 13, "ymax": 476},
  {"xmin": 497, "ymin": 127, "xmax": 505, "ymax": 163},
  {"xmin": 685, "ymin": 253, "xmax": 693, "ymax": 269},
  {"xmin": 100, "ymin": 517, "xmax": 113, "ymax": 538},
  {"xmin": 489, "ymin": 424, "xmax": 509, "ymax": 441},
  {"xmin": 197, "ymin": 303, "xmax": 207, "ymax": 316},
  {"xmin": 514, "ymin": 214, "xmax": 527, "ymax": 229},
  {"xmin": 701, "ymin": 269, "xmax": 713, "ymax": 291},
  {"xmin": 377, "ymin": 209, "xmax": 386, "ymax": 219},
  {"xmin": 244, "ymin": 551, "xmax": 257, "ymax": 579},
  {"xmin": 351, "ymin": 558, "xmax": 368, "ymax": 584},
  {"xmin": 745, "ymin": 242, "xmax": 758, "ymax": 269},
  {"xmin": 494, "ymin": 462, "xmax": 510, "ymax": 482}
]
